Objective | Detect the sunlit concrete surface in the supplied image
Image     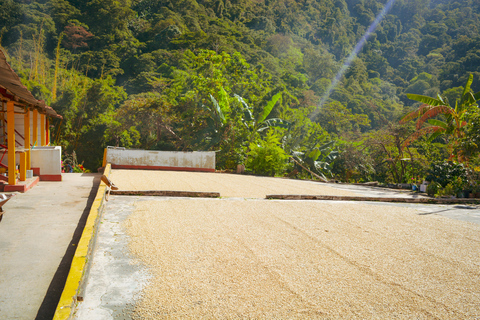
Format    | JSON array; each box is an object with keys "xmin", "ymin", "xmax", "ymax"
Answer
[
  {"xmin": 74, "ymin": 171, "xmax": 480, "ymax": 319},
  {"xmin": 0, "ymin": 173, "xmax": 100, "ymax": 320}
]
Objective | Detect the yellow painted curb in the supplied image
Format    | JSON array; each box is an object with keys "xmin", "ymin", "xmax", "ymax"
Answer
[
  {"xmin": 53, "ymin": 164, "xmax": 112, "ymax": 320},
  {"xmin": 102, "ymin": 148, "xmax": 107, "ymax": 168}
]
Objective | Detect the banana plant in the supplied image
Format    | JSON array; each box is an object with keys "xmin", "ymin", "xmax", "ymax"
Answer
[
  {"xmin": 193, "ymin": 93, "xmax": 228, "ymax": 149},
  {"xmin": 234, "ymin": 92, "xmax": 291, "ymax": 146},
  {"xmin": 291, "ymin": 140, "xmax": 339, "ymax": 181},
  {"xmin": 400, "ymin": 74, "xmax": 480, "ymax": 149}
]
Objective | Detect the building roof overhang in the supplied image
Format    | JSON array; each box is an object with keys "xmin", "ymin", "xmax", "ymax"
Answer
[{"xmin": 0, "ymin": 49, "xmax": 62, "ymax": 119}]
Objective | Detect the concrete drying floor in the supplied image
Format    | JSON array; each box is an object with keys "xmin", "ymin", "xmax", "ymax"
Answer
[
  {"xmin": 74, "ymin": 170, "xmax": 480, "ymax": 319},
  {"xmin": 108, "ymin": 170, "xmax": 360, "ymax": 198}
]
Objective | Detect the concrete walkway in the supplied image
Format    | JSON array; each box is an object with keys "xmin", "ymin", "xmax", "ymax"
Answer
[{"xmin": 0, "ymin": 173, "xmax": 100, "ymax": 320}]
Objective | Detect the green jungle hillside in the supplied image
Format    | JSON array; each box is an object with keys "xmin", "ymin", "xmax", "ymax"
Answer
[{"xmin": 1, "ymin": 0, "xmax": 480, "ymax": 190}]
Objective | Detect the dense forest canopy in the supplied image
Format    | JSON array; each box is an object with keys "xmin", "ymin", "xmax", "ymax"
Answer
[{"xmin": 1, "ymin": 0, "xmax": 480, "ymax": 186}]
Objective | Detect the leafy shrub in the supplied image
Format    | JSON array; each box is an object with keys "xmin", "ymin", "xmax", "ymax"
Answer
[
  {"xmin": 292, "ymin": 140, "xmax": 339, "ymax": 181},
  {"xmin": 426, "ymin": 161, "xmax": 467, "ymax": 188},
  {"xmin": 452, "ymin": 176, "xmax": 467, "ymax": 195},
  {"xmin": 435, "ymin": 177, "xmax": 467, "ymax": 198},
  {"xmin": 246, "ymin": 132, "xmax": 288, "ymax": 176},
  {"xmin": 62, "ymin": 151, "xmax": 89, "ymax": 173},
  {"xmin": 435, "ymin": 182, "xmax": 456, "ymax": 198},
  {"xmin": 426, "ymin": 182, "xmax": 440, "ymax": 196}
]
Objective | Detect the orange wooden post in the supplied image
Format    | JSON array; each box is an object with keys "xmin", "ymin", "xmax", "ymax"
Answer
[
  {"xmin": 0, "ymin": 102, "xmax": 5, "ymax": 145},
  {"xmin": 24, "ymin": 109, "xmax": 31, "ymax": 170},
  {"xmin": 102, "ymin": 148, "xmax": 107, "ymax": 167},
  {"xmin": 7, "ymin": 101, "xmax": 16, "ymax": 185},
  {"xmin": 46, "ymin": 117, "xmax": 50, "ymax": 145},
  {"xmin": 19, "ymin": 152, "xmax": 26, "ymax": 181},
  {"xmin": 41, "ymin": 113, "xmax": 46, "ymax": 146},
  {"xmin": 33, "ymin": 109, "xmax": 38, "ymax": 147}
]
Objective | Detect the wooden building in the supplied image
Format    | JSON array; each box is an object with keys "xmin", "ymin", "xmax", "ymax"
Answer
[{"xmin": 0, "ymin": 48, "xmax": 62, "ymax": 191}]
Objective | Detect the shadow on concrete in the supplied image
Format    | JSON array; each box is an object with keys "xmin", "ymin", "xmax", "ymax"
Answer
[
  {"xmin": 453, "ymin": 205, "xmax": 478, "ymax": 209},
  {"xmin": 417, "ymin": 208, "xmax": 452, "ymax": 215},
  {"xmin": 35, "ymin": 174, "xmax": 101, "ymax": 320},
  {"xmin": 418, "ymin": 205, "xmax": 478, "ymax": 216}
]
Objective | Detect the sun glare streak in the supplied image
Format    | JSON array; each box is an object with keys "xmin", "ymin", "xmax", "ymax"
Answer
[{"xmin": 312, "ymin": 0, "xmax": 397, "ymax": 119}]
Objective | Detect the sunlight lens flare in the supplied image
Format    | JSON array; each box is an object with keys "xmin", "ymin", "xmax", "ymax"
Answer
[{"xmin": 313, "ymin": 0, "xmax": 397, "ymax": 119}]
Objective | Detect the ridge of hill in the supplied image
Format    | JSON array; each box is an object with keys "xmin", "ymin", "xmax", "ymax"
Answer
[{"xmin": 1, "ymin": 0, "xmax": 479, "ymax": 182}]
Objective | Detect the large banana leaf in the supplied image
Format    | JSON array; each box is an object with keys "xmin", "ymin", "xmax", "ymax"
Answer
[
  {"xmin": 437, "ymin": 94, "xmax": 446, "ymax": 104},
  {"xmin": 406, "ymin": 93, "xmax": 445, "ymax": 107},
  {"xmin": 308, "ymin": 149, "xmax": 321, "ymax": 161},
  {"xmin": 312, "ymin": 164, "xmax": 328, "ymax": 180},
  {"xmin": 325, "ymin": 150, "xmax": 339, "ymax": 162},
  {"xmin": 460, "ymin": 74, "xmax": 474, "ymax": 106},
  {"xmin": 258, "ymin": 92, "xmax": 282, "ymax": 123},
  {"xmin": 314, "ymin": 161, "xmax": 331, "ymax": 172},
  {"xmin": 291, "ymin": 151, "xmax": 305, "ymax": 165},
  {"xmin": 234, "ymin": 94, "xmax": 253, "ymax": 123},
  {"xmin": 317, "ymin": 140, "xmax": 336, "ymax": 150},
  {"xmin": 257, "ymin": 118, "xmax": 291, "ymax": 132},
  {"xmin": 292, "ymin": 141, "xmax": 338, "ymax": 178},
  {"xmin": 474, "ymin": 91, "xmax": 480, "ymax": 101},
  {"xmin": 209, "ymin": 94, "xmax": 225, "ymax": 124},
  {"xmin": 464, "ymin": 92, "xmax": 477, "ymax": 108},
  {"xmin": 427, "ymin": 119, "xmax": 447, "ymax": 128},
  {"xmin": 427, "ymin": 129, "xmax": 444, "ymax": 143},
  {"xmin": 402, "ymin": 75, "xmax": 480, "ymax": 153}
]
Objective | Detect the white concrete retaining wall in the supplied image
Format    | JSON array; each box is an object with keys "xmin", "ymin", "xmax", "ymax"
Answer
[
  {"xmin": 106, "ymin": 147, "xmax": 215, "ymax": 172},
  {"xmin": 31, "ymin": 146, "xmax": 62, "ymax": 175}
]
